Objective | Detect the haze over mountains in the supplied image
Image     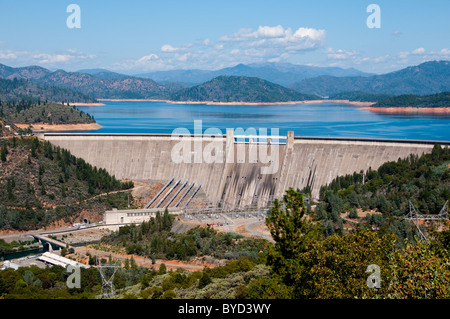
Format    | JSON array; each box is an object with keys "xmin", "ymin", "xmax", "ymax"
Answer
[
  {"xmin": 134, "ymin": 62, "xmax": 373, "ymax": 87},
  {"xmin": 291, "ymin": 60, "xmax": 450, "ymax": 97},
  {"xmin": 0, "ymin": 60, "xmax": 449, "ymax": 101}
]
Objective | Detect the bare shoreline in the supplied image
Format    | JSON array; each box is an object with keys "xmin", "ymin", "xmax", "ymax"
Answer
[
  {"xmin": 77, "ymin": 99, "xmax": 450, "ymax": 115},
  {"xmin": 98, "ymin": 98, "xmax": 375, "ymax": 107},
  {"xmin": 71, "ymin": 102, "xmax": 105, "ymax": 106},
  {"xmin": 15, "ymin": 122, "xmax": 103, "ymax": 132},
  {"xmin": 359, "ymin": 106, "xmax": 450, "ymax": 114}
]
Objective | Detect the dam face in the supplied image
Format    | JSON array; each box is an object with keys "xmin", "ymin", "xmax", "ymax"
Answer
[{"xmin": 43, "ymin": 132, "xmax": 446, "ymax": 210}]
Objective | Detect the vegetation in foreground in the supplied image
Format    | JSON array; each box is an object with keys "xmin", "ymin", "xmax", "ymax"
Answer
[
  {"xmin": 314, "ymin": 144, "xmax": 450, "ymax": 244},
  {"xmin": 1, "ymin": 145, "xmax": 449, "ymax": 299},
  {"xmin": 1, "ymin": 188, "xmax": 448, "ymax": 299},
  {"xmin": 99, "ymin": 209, "xmax": 269, "ymax": 262}
]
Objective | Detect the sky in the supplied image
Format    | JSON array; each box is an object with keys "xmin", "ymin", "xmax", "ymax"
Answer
[{"xmin": 0, "ymin": 0, "xmax": 449, "ymax": 75}]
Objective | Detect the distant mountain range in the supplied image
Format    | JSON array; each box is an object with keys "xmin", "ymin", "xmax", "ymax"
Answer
[
  {"xmin": 0, "ymin": 60, "xmax": 449, "ymax": 102},
  {"xmin": 0, "ymin": 64, "xmax": 173, "ymax": 99},
  {"xmin": 134, "ymin": 62, "xmax": 373, "ymax": 86},
  {"xmin": 0, "ymin": 78, "xmax": 96, "ymax": 103},
  {"xmin": 291, "ymin": 60, "xmax": 450, "ymax": 97},
  {"xmin": 36, "ymin": 69, "xmax": 172, "ymax": 99},
  {"xmin": 170, "ymin": 75, "xmax": 319, "ymax": 103}
]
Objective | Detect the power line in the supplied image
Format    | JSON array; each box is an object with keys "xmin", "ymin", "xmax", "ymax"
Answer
[{"xmin": 404, "ymin": 200, "xmax": 448, "ymax": 243}]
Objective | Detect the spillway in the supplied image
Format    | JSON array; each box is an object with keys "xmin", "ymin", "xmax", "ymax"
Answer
[{"xmin": 42, "ymin": 131, "xmax": 449, "ymax": 209}]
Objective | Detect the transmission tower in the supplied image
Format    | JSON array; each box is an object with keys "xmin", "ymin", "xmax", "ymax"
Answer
[
  {"xmin": 96, "ymin": 257, "xmax": 119, "ymax": 299},
  {"xmin": 404, "ymin": 200, "xmax": 449, "ymax": 243}
]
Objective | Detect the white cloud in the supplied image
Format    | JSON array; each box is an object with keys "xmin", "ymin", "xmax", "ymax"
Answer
[
  {"xmin": 326, "ymin": 48, "xmax": 359, "ymax": 60},
  {"xmin": 219, "ymin": 28, "xmax": 253, "ymax": 42},
  {"xmin": 0, "ymin": 49, "xmax": 96, "ymax": 67},
  {"xmin": 419, "ymin": 48, "xmax": 450, "ymax": 63},
  {"xmin": 294, "ymin": 27, "xmax": 326, "ymax": 41},
  {"xmin": 398, "ymin": 51, "xmax": 410, "ymax": 59},
  {"xmin": 412, "ymin": 47, "xmax": 426, "ymax": 55},
  {"xmin": 137, "ymin": 53, "xmax": 159, "ymax": 63},
  {"xmin": 34, "ymin": 51, "xmax": 96, "ymax": 65},
  {"xmin": 398, "ymin": 47, "xmax": 426, "ymax": 59},
  {"xmin": 33, "ymin": 53, "xmax": 74, "ymax": 64},
  {"xmin": 439, "ymin": 48, "xmax": 450, "ymax": 55},
  {"xmin": 161, "ymin": 44, "xmax": 179, "ymax": 53},
  {"xmin": 0, "ymin": 50, "xmax": 18, "ymax": 59},
  {"xmin": 256, "ymin": 25, "xmax": 285, "ymax": 38},
  {"xmin": 177, "ymin": 53, "xmax": 191, "ymax": 62},
  {"xmin": 219, "ymin": 25, "xmax": 326, "ymax": 53},
  {"xmin": 111, "ymin": 53, "xmax": 162, "ymax": 71},
  {"xmin": 325, "ymin": 44, "xmax": 450, "ymax": 74},
  {"xmin": 113, "ymin": 25, "xmax": 326, "ymax": 72}
]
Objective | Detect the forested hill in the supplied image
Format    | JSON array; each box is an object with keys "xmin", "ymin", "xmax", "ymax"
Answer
[
  {"xmin": 170, "ymin": 75, "xmax": 319, "ymax": 103},
  {"xmin": 0, "ymin": 78, "xmax": 97, "ymax": 126},
  {"xmin": 0, "ymin": 64, "xmax": 175, "ymax": 100},
  {"xmin": 0, "ymin": 137, "xmax": 134, "ymax": 231},
  {"xmin": 291, "ymin": 60, "xmax": 450, "ymax": 97},
  {"xmin": 315, "ymin": 144, "xmax": 450, "ymax": 242},
  {"xmin": 37, "ymin": 69, "xmax": 174, "ymax": 99},
  {"xmin": 371, "ymin": 91, "xmax": 450, "ymax": 108},
  {"xmin": 0, "ymin": 101, "xmax": 96, "ymax": 126},
  {"xmin": 329, "ymin": 91, "xmax": 392, "ymax": 102},
  {"xmin": 0, "ymin": 78, "xmax": 97, "ymax": 104}
]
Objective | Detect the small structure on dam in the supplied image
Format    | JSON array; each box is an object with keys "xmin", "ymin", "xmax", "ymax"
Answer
[{"xmin": 43, "ymin": 131, "xmax": 449, "ymax": 211}]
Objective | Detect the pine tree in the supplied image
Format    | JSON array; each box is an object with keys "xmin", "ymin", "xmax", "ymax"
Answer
[{"xmin": 1, "ymin": 144, "xmax": 7, "ymax": 162}]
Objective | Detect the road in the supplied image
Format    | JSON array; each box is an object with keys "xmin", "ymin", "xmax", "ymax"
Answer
[
  {"xmin": 76, "ymin": 246, "xmax": 215, "ymax": 271},
  {"xmin": 244, "ymin": 220, "xmax": 274, "ymax": 242}
]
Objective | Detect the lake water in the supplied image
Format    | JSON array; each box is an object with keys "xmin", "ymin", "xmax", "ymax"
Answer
[{"xmin": 76, "ymin": 101, "xmax": 450, "ymax": 141}]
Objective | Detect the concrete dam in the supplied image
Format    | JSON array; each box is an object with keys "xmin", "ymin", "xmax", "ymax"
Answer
[{"xmin": 43, "ymin": 132, "xmax": 448, "ymax": 210}]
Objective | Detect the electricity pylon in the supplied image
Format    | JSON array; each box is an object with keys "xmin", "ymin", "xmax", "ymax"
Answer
[
  {"xmin": 95, "ymin": 257, "xmax": 119, "ymax": 299},
  {"xmin": 404, "ymin": 200, "xmax": 448, "ymax": 243}
]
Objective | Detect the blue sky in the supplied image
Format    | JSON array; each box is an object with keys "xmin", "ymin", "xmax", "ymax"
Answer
[{"xmin": 0, "ymin": 0, "xmax": 449, "ymax": 74}]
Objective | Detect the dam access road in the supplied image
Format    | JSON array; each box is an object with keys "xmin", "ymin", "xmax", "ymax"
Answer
[{"xmin": 42, "ymin": 131, "xmax": 450, "ymax": 210}]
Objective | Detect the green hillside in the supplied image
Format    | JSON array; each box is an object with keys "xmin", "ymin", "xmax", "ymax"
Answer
[
  {"xmin": 0, "ymin": 137, "xmax": 134, "ymax": 231},
  {"xmin": 0, "ymin": 101, "xmax": 95, "ymax": 125},
  {"xmin": 0, "ymin": 78, "xmax": 97, "ymax": 126},
  {"xmin": 170, "ymin": 75, "xmax": 319, "ymax": 103},
  {"xmin": 329, "ymin": 91, "xmax": 392, "ymax": 102},
  {"xmin": 372, "ymin": 91, "xmax": 450, "ymax": 108},
  {"xmin": 0, "ymin": 78, "xmax": 97, "ymax": 104},
  {"xmin": 37, "ymin": 70, "xmax": 172, "ymax": 99},
  {"xmin": 315, "ymin": 144, "xmax": 450, "ymax": 242}
]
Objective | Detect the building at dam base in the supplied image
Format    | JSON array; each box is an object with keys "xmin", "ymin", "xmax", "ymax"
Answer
[
  {"xmin": 103, "ymin": 207, "xmax": 181, "ymax": 226},
  {"xmin": 42, "ymin": 131, "xmax": 448, "ymax": 210}
]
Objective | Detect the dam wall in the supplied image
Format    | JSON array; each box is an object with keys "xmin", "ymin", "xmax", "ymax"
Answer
[{"xmin": 43, "ymin": 132, "xmax": 447, "ymax": 209}]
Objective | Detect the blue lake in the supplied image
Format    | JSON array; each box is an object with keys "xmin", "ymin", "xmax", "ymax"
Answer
[{"xmin": 76, "ymin": 101, "xmax": 450, "ymax": 141}]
